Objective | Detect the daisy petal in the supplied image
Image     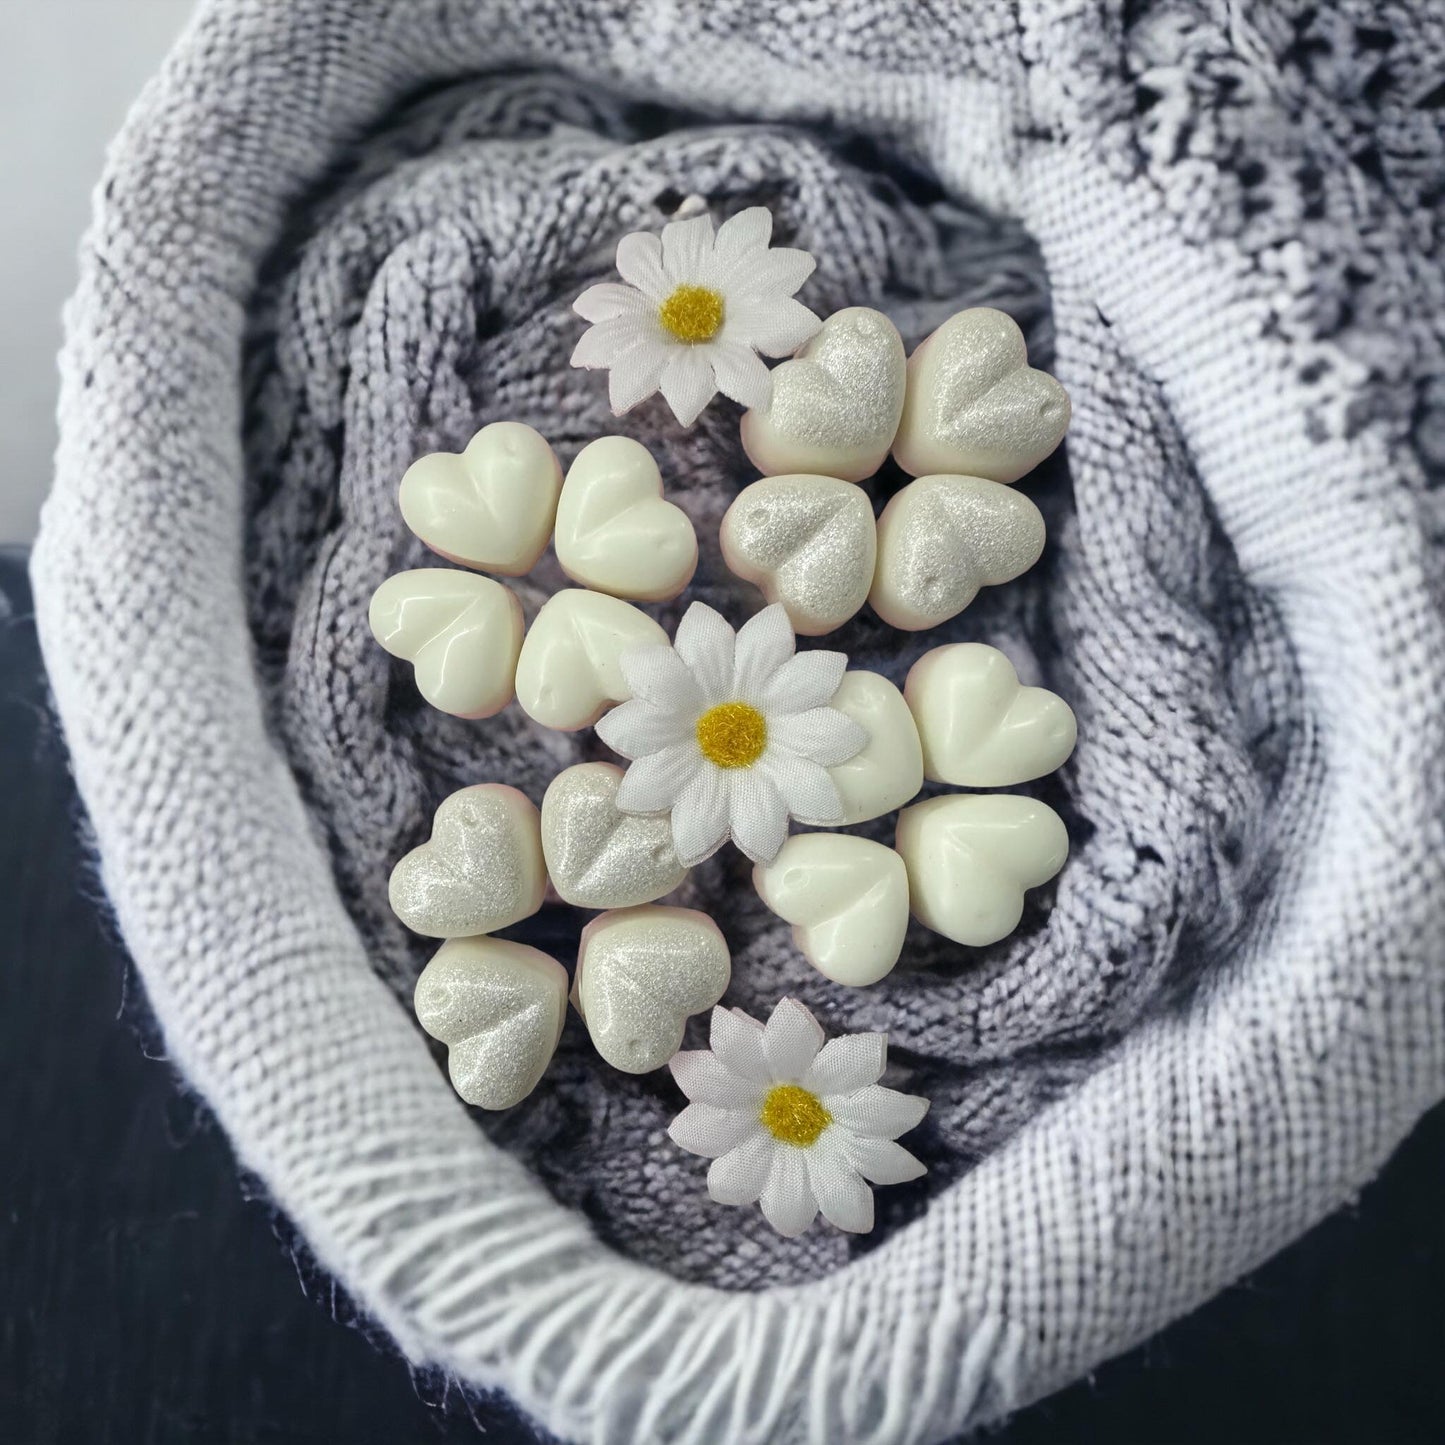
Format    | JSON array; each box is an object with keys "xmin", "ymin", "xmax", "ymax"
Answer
[
  {"xmin": 595, "ymin": 698, "xmax": 690, "ymax": 759},
  {"xmin": 730, "ymin": 246, "xmax": 816, "ymax": 300},
  {"xmin": 615, "ymin": 230, "xmax": 669, "ymax": 299},
  {"xmin": 827, "ymin": 1084, "xmax": 930, "ymax": 1140},
  {"xmin": 803, "ymin": 1033, "xmax": 887, "ymax": 1096},
  {"xmin": 732, "ymin": 604, "xmax": 795, "ymax": 703},
  {"xmin": 660, "ymin": 212, "xmax": 716, "ymax": 284},
  {"xmin": 761, "ymin": 997, "xmax": 826, "ymax": 1081},
  {"xmin": 671, "ymin": 1050, "xmax": 766, "ymax": 1110},
  {"xmin": 760, "ymin": 754, "xmax": 842, "ymax": 826},
  {"xmin": 708, "ymin": 1005, "xmax": 773, "ymax": 1084},
  {"xmin": 606, "ymin": 341, "xmax": 669, "ymax": 414},
  {"xmin": 614, "ymin": 742, "xmax": 700, "ymax": 813},
  {"xmin": 674, "ymin": 603, "xmax": 735, "ymax": 704},
  {"xmin": 844, "ymin": 1135, "xmax": 927, "ymax": 1186},
  {"xmin": 659, "ymin": 348, "xmax": 717, "ymax": 427},
  {"xmin": 708, "ymin": 1131, "xmax": 775, "ymax": 1206},
  {"xmin": 712, "ymin": 206, "xmax": 772, "ymax": 263},
  {"xmin": 709, "ymin": 341, "xmax": 773, "ymax": 412},
  {"xmin": 668, "ymin": 1102, "xmax": 758, "ymax": 1159},
  {"xmin": 570, "ymin": 317, "xmax": 647, "ymax": 368},
  {"xmin": 621, "ymin": 644, "xmax": 702, "ymax": 711},
  {"xmin": 758, "ymin": 650, "xmax": 846, "ymax": 714},
  {"xmin": 759, "ymin": 1147, "xmax": 817, "ymax": 1237},
  {"xmin": 670, "ymin": 766, "xmax": 730, "ymax": 866},
  {"xmin": 726, "ymin": 767, "xmax": 789, "ymax": 863},
  {"xmin": 768, "ymin": 707, "xmax": 867, "ymax": 767},
  {"xmin": 573, "ymin": 282, "xmax": 652, "ymax": 323},
  {"xmin": 806, "ymin": 1136, "xmax": 875, "ymax": 1233},
  {"xmin": 728, "ymin": 295, "xmax": 823, "ymax": 357}
]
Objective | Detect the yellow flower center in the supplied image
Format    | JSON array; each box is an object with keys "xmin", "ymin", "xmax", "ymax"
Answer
[
  {"xmin": 658, "ymin": 283, "xmax": 725, "ymax": 343},
  {"xmin": 759, "ymin": 1084, "xmax": 831, "ymax": 1147},
  {"xmin": 695, "ymin": 702, "xmax": 767, "ymax": 769}
]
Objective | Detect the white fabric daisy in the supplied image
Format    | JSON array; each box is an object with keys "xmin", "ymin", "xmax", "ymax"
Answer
[
  {"xmin": 595, "ymin": 601, "xmax": 867, "ymax": 866},
  {"xmin": 668, "ymin": 998, "xmax": 929, "ymax": 1237},
  {"xmin": 570, "ymin": 206, "xmax": 821, "ymax": 426}
]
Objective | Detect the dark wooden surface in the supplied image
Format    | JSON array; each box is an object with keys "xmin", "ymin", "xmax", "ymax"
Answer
[{"xmin": 3, "ymin": 545, "xmax": 1442, "ymax": 1445}]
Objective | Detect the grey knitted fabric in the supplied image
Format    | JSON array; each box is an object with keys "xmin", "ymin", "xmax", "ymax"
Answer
[{"xmin": 33, "ymin": 2, "xmax": 1445, "ymax": 1440}]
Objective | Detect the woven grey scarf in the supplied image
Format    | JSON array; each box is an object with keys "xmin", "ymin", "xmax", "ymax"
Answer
[{"xmin": 33, "ymin": 2, "xmax": 1445, "ymax": 1439}]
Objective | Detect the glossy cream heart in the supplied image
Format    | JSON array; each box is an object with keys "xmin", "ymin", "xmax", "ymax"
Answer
[
  {"xmin": 572, "ymin": 906, "xmax": 731, "ymax": 1074},
  {"xmin": 893, "ymin": 308, "xmax": 1070, "ymax": 484},
  {"xmin": 388, "ymin": 784, "xmax": 546, "ymax": 939},
  {"xmin": 399, "ymin": 421, "xmax": 562, "ymax": 575},
  {"xmin": 869, "ymin": 475, "xmax": 1045, "ymax": 631},
  {"xmin": 823, "ymin": 670, "xmax": 923, "ymax": 825},
  {"xmin": 720, "ymin": 474, "xmax": 876, "ymax": 636},
  {"xmin": 414, "ymin": 937, "xmax": 569, "ymax": 1109},
  {"xmin": 895, "ymin": 794, "xmax": 1068, "ymax": 947},
  {"xmin": 368, "ymin": 568, "xmax": 523, "ymax": 718},
  {"xmin": 905, "ymin": 643, "xmax": 1076, "ymax": 786},
  {"xmin": 753, "ymin": 834, "xmax": 909, "ymax": 986},
  {"xmin": 554, "ymin": 436, "xmax": 697, "ymax": 602},
  {"xmin": 540, "ymin": 762, "xmax": 686, "ymax": 909},
  {"xmin": 514, "ymin": 589, "xmax": 667, "ymax": 731},
  {"xmin": 740, "ymin": 308, "xmax": 906, "ymax": 482}
]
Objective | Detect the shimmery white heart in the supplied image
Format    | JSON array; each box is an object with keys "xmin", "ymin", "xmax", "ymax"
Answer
[
  {"xmin": 572, "ymin": 906, "xmax": 731, "ymax": 1074},
  {"xmin": 824, "ymin": 670, "xmax": 923, "ymax": 825},
  {"xmin": 753, "ymin": 834, "xmax": 910, "ymax": 986},
  {"xmin": 905, "ymin": 643, "xmax": 1076, "ymax": 786},
  {"xmin": 368, "ymin": 568, "xmax": 523, "ymax": 719},
  {"xmin": 720, "ymin": 473, "xmax": 876, "ymax": 636},
  {"xmin": 513, "ymin": 589, "xmax": 667, "ymax": 731},
  {"xmin": 740, "ymin": 307, "xmax": 906, "ymax": 482},
  {"xmin": 388, "ymin": 784, "xmax": 546, "ymax": 939},
  {"xmin": 414, "ymin": 937, "xmax": 568, "ymax": 1110},
  {"xmin": 892, "ymin": 308, "xmax": 1070, "ymax": 484},
  {"xmin": 894, "ymin": 794, "xmax": 1068, "ymax": 947},
  {"xmin": 554, "ymin": 435, "xmax": 697, "ymax": 602},
  {"xmin": 869, "ymin": 474, "xmax": 1045, "ymax": 632},
  {"xmin": 541, "ymin": 762, "xmax": 686, "ymax": 910},
  {"xmin": 399, "ymin": 421, "xmax": 562, "ymax": 575}
]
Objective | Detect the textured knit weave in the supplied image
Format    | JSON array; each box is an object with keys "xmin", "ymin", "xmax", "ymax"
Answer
[{"xmin": 32, "ymin": 2, "xmax": 1445, "ymax": 1441}]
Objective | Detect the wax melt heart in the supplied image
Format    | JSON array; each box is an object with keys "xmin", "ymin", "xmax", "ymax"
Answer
[
  {"xmin": 870, "ymin": 475, "xmax": 1045, "ymax": 631},
  {"xmin": 895, "ymin": 794, "xmax": 1068, "ymax": 947},
  {"xmin": 414, "ymin": 937, "xmax": 568, "ymax": 1109},
  {"xmin": 398, "ymin": 421, "xmax": 562, "ymax": 575},
  {"xmin": 541, "ymin": 762, "xmax": 686, "ymax": 909},
  {"xmin": 753, "ymin": 834, "xmax": 909, "ymax": 986},
  {"xmin": 822, "ymin": 670, "xmax": 922, "ymax": 824},
  {"xmin": 514, "ymin": 589, "xmax": 667, "ymax": 730},
  {"xmin": 740, "ymin": 308, "xmax": 906, "ymax": 482},
  {"xmin": 906, "ymin": 643, "xmax": 1076, "ymax": 786},
  {"xmin": 368, "ymin": 569, "xmax": 523, "ymax": 718},
  {"xmin": 554, "ymin": 435, "xmax": 697, "ymax": 602},
  {"xmin": 573, "ymin": 906, "xmax": 731, "ymax": 1074},
  {"xmin": 893, "ymin": 308, "xmax": 1070, "ymax": 484},
  {"xmin": 720, "ymin": 474, "xmax": 876, "ymax": 636},
  {"xmin": 389, "ymin": 784, "xmax": 546, "ymax": 939}
]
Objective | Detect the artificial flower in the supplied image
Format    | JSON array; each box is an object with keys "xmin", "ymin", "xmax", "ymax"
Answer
[
  {"xmin": 596, "ymin": 602, "xmax": 866, "ymax": 866},
  {"xmin": 668, "ymin": 998, "xmax": 929, "ymax": 1236},
  {"xmin": 570, "ymin": 206, "xmax": 821, "ymax": 426}
]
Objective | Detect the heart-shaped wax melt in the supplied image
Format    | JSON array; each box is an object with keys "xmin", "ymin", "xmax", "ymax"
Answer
[
  {"xmin": 572, "ymin": 906, "xmax": 731, "ymax": 1074},
  {"xmin": 414, "ymin": 936, "xmax": 568, "ymax": 1110},
  {"xmin": 554, "ymin": 436, "xmax": 697, "ymax": 602},
  {"xmin": 720, "ymin": 474, "xmax": 876, "ymax": 636},
  {"xmin": 399, "ymin": 421, "xmax": 562, "ymax": 575},
  {"xmin": 541, "ymin": 762, "xmax": 686, "ymax": 909},
  {"xmin": 753, "ymin": 834, "xmax": 909, "ymax": 986},
  {"xmin": 905, "ymin": 643, "xmax": 1076, "ymax": 786},
  {"xmin": 740, "ymin": 308, "xmax": 906, "ymax": 482},
  {"xmin": 823, "ymin": 670, "xmax": 923, "ymax": 825},
  {"xmin": 514, "ymin": 589, "xmax": 667, "ymax": 731},
  {"xmin": 388, "ymin": 784, "xmax": 546, "ymax": 939},
  {"xmin": 894, "ymin": 794, "xmax": 1068, "ymax": 947},
  {"xmin": 892, "ymin": 308, "xmax": 1070, "ymax": 484},
  {"xmin": 869, "ymin": 475, "xmax": 1045, "ymax": 632},
  {"xmin": 368, "ymin": 568, "xmax": 523, "ymax": 718}
]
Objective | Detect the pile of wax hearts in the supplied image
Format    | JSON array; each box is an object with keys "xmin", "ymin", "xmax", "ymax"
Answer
[{"xmin": 370, "ymin": 304, "xmax": 1075, "ymax": 1112}]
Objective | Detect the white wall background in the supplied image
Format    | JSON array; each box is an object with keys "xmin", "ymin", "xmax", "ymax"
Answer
[{"xmin": 0, "ymin": 1, "xmax": 194, "ymax": 544}]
